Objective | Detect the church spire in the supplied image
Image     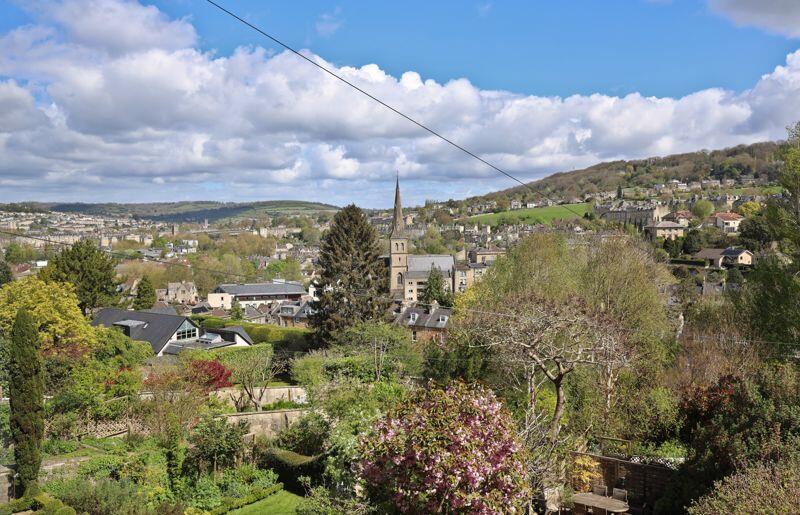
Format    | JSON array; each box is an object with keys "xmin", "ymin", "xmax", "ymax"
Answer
[{"xmin": 391, "ymin": 173, "xmax": 406, "ymax": 236}]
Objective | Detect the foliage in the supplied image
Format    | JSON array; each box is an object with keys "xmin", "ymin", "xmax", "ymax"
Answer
[
  {"xmin": 39, "ymin": 239, "xmax": 118, "ymax": 315},
  {"xmin": 187, "ymin": 358, "xmax": 233, "ymax": 393},
  {"xmin": 230, "ymin": 300, "xmax": 244, "ymax": 321},
  {"xmin": 3, "ymin": 242, "xmax": 37, "ymax": 265},
  {"xmin": 220, "ymin": 345, "xmax": 284, "ymax": 411},
  {"xmin": 186, "ymin": 417, "xmax": 249, "ymax": 474},
  {"xmin": 334, "ymin": 321, "xmax": 423, "ymax": 380},
  {"xmin": 691, "ymin": 199, "xmax": 714, "ymax": 219},
  {"xmin": 0, "ymin": 276, "xmax": 97, "ymax": 356},
  {"xmin": 138, "ymin": 365, "xmax": 208, "ymax": 437},
  {"xmin": 207, "ymin": 483, "xmax": 285, "ymax": 515},
  {"xmin": 274, "ymin": 412, "xmax": 331, "ymax": 457},
  {"xmin": 734, "ymin": 200, "xmax": 761, "ymax": 217},
  {"xmin": 357, "ymin": 382, "xmax": 529, "ymax": 513},
  {"xmin": 189, "ymin": 476, "xmax": 223, "ymax": 511},
  {"xmin": 133, "ymin": 276, "xmax": 156, "ymax": 311},
  {"xmin": 49, "ymin": 477, "xmax": 154, "ymax": 515},
  {"xmin": 9, "ymin": 308, "xmax": 45, "ymax": 495},
  {"xmin": 0, "ymin": 260, "xmax": 11, "ymax": 288},
  {"xmin": 656, "ymin": 365, "xmax": 800, "ymax": 513},
  {"xmin": 469, "ymin": 203, "xmax": 589, "ymax": 226},
  {"xmin": 310, "ymin": 204, "xmax": 389, "ymax": 344},
  {"xmin": 195, "ymin": 316, "xmax": 314, "ymax": 354},
  {"xmin": 571, "ymin": 455, "xmax": 601, "ymax": 493},
  {"xmin": 688, "ymin": 457, "xmax": 800, "ymax": 515},
  {"xmin": 418, "ymin": 266, "xmax": 454, "ymax": 307}
]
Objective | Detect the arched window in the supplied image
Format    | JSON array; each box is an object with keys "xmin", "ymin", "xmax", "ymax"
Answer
[
  {"xmin": 400, "ymin": 242, "xmax": 405, "ymax": 252},
  {"xmin": 396, "ymin": 273, "xmax": 403, "ymax": 285},
  {"xmin": 394, "ymin": 242, "xmax": 399, "ymax": 251}
]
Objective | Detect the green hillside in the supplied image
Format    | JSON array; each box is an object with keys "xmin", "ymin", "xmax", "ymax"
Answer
[{"xmin": 469, "ymin": 203, "xmax": 589, "ymax": 226}]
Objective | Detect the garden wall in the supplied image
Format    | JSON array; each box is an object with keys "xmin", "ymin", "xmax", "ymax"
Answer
[
  {"xmin": 221, "ymin": 408, "xmax": 308, "ymax": 439},
  {"xmin": 211, "ymin": 386, "xmax": 307, "ymax": 409},
  {"xmin": 0, "ymin": 465, "xmax": 10, "ymax": 503}
]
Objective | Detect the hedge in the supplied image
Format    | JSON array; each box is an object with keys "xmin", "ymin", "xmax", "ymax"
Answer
[
  {"xmin": 192, "ymin": 317, "xmax": 315, "ymax": 355},
  {"xmin": 256, "ymin": 448, "xmax": 324, "ymax": 492},
  {"xmin": 0, "ymin": 492, "xmax": 76, "ymax": 515},
  {"xmin": 206, "ymin": 483, "xmax": 284, "ymax": 515}
]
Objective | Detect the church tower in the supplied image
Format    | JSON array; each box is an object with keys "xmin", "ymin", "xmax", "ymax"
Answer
[{"xmin": 389, "ymin": 176, "xmax": 409, "ymax": 296}]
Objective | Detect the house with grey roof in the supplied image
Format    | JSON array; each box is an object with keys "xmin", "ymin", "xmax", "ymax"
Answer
[
  {"xmin": 208, "ymin": 280, "xmax": 306, "ymax": 310},
  {"xmin": 394, "ymin": 302, "xmax": 452, "ymax": 342},
  {"xmin": 92, "ymin": 308, "xmax": 252, "ymax": 357}
]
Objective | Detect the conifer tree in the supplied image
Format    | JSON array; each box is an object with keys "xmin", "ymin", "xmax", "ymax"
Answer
[
  {"xmin": 0, "ymin": 260, "xmax": 11, "ymax": 288},
  {"xmin": 39, "ymin": 239, "xmax": 118, "ymax": 315},
  {"xmin": 310, "ymin": 204, "xmax": 389, "ymax": 343},
  {"xmin": 133, "ymin": 276, "xmax": 157, "ymax": 311},
  {"xmin": 419, "ymin": 266, "xmax": 454, "ymax": 307},
  {"xmin": 230, "ymin": 300, "xmax": 244, "ymax": 321},
  {"xmin": 9, "ymin": 308, "xmax": 44, "ymax": 495}
]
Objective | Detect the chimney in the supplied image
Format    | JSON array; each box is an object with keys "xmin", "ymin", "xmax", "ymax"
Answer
[{"xmin": 426, "ymin": 300, "xmax": 439, "ymax": 314}]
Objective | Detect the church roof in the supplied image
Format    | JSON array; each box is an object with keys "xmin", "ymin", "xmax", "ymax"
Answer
[{"xmin": 407, "ymin": 255, "xmax": 455, "ymax": 273}]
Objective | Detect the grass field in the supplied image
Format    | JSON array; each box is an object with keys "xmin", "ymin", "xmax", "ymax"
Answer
[
  {"xmin": 468, "ymin": 203, "xmax": 589, "ymax": 226},
  {"xmin": 229, "ymin": 491, "xmax": 303, "ymax": 515}
]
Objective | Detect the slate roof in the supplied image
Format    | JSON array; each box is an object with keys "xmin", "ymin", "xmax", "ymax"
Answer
[
  {"xmin": 213, "ymin": 326, "xmax": 254, "ymax": 345},
  {"xmin": 214, "ymin": 282, "xmax": 305, "ymax": 296},
  {"xmin": 394, "ymin": 306, "xmax": 453, "ymax": 330},
  {"xmin": 407, "ymin": 255, "xmax": 455, "ymax": 273},
  {"xmin": 145, "ymin": 302, "xmax": 178, "ymax": 315},
  {"xmin": 92, "ymin": 308, "xmax": 199, "ymax": 354}
]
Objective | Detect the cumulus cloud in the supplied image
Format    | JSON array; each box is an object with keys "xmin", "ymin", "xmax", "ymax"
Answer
[
  {"xmin": 709, "ymin": 0, "xmax": 800, "ymax": 39},
  {"xmin": 0, "ymin": 0, "xmax": 799, "ymax": 205}
]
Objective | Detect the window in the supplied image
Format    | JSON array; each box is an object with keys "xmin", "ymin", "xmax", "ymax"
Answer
[
  {"xmin": 396, "ymin": 273, "xmax": 403, "ymax": 285},
  {"xmin": 409, "ymin": 313, "xmax": 418, "ymax": 323},
  {"xmin": 400, "ymin": 242, "xmax": 405, "ymax": 251},
  {"xmin": 176, "ymin": 328, "xmax": 197, "ymax": 340},
  {"xmin": 412, "ymin": 330, "xmax": 418, "ymax": 342}
]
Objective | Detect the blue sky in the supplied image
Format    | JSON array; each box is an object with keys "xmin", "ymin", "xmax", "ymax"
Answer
[{"xmin": 1, "ymin": 0, "xmax": 799, "ymax": 207}]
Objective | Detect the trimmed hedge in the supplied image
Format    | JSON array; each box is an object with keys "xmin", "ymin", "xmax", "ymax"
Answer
[
  {"xmin": 192, "ymin": 317, "xmax": 315, "ymax": 355},
  {"xmin": 0, "ymin": 492, "xmax": 76, "ymax": 515},
  {"xmin": 256, "ymin": 448, "xmax": 323, "ymax": 492},
  {"xmin": 207, "ymin": 483, "xmax": 284, "ymax": 515}
]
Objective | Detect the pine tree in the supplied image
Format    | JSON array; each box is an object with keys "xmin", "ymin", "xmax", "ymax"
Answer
[
  {"xmin": 39, "ymin": 239, "xmax": 118, "ymax": 315},
  {"xmin": 0, "ymin": 260, "xmax": 12, "ymax": 288},
  {"xmin": 133, "ymin": 276, "xmax": 157, "ymax": 311},
  {"xmin": 310, "ymin": 204, "xmax": 389, "ymax": 344},
  {"xmin": 419, "ymin": 266, "xmax": 454, "ymax": 307},
  {"xmin": 9, "ymin": 308, "xmax": 44, "ymax": 495},
  {"xmin": 230, "ymin": 300, "xmax": 244, "ymax": 321},
  {"xmin": 617, "ymin": 184, "xmax": 623, "ymax": 199}
]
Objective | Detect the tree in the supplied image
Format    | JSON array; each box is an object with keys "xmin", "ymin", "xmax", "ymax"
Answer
[
  {"xmin": 9, "ymin": 308, "xmax": 44, "ymax": 495},
  {"xmin": 187, "ymin": 416, "xmax": 248, "ymax": 474},
  {"xmin": 682, "ymin": 229, "xmax": 704, "ymax": 255},
  {"xmin": 418, "ymin": 266, "xmax": 453, "ymax": 307},
  {"xmin": 310, "ymin": 205, "xmax": 389, "ymax": 343},
  {"xmin": 734, "ymin": 200, "xmax": 761, "ymax": 218},
  {"xmin": 0, "ymin": 260, "xmax": 11, "ymax": 288},
  {"xmin": 0, "ymin": 276, "xmax": 97, "ymax": 356},
  {"xmin": 691, "ymin": 199, "xmax": 714, "ymax": 219},
  {"xmin": 3, "ymin": 243, "xmax": 35, "ymax": 265},
  {"xmin": 133, "ymin": 275, "xmax": 156, "ymax": 310},
  {"xmin": 229, "ymin": 300, "xmax": 244, "ymax": 321},
  {"xmin": 616, "ymin": 184, "xmax": 623, "ymax": 199},
  {"xmin": 221, "ymin": 345, "xmax": 284, "ymax": 411},
  {"xmin": 39, "ymin": 239, "xmax": 118, "ymax": 315},
  {"xmin": 357, "ymin": 382, "xmax": 529, "ymax": 513}
]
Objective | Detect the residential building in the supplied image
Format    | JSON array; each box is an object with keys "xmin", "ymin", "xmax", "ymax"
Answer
[
  {"xmin": 208, "ymin": 280, "xmax": 306, "ymax": 309},
  {"xmin": 91, "ymin": 308, "xmax": 252, "ymax": 356},
  {"xmin": 394, "ymin": 302, "xmax": 452, "ymax": 342},
  {"xmin": 468, "ymin": 247, "xmax": 506, "ymax": 265},
  {"xmin": 713, "ymin": 212, "xmax": 744, "ymax": 234},
  {"xmin": 277, "ymin": 301, "xmax": 313, "ymax": 328},
  {"xmin": 158, "ymin": 281, "xmax": 198, "ymax": 304},
  {"xmin": 595, "ymin": 201, "xmax": 670, "ymax": 229},
  {"xmin": 644, "ymin": 221, "xmax": 685, "ymax": 241},
  {"xmin": 693, "ymin": 247, "xmax": 754, "ymax": 268}
]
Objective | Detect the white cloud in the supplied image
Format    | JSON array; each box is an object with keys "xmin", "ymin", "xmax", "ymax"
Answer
[
  {"xmin": 315, "ymin": 7, "xmax": 343, "ymax": 38},
  {"xmin": 1, "ymin": 0, "xmax": 800, "ymax": 206},
  {"xmin": 709, "ymin": 0, "xmax": 800, "ymax": 38}
]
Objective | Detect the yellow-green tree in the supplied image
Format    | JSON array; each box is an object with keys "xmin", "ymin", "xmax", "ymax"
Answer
[{"xmin": 0, "ymin": 276, "xmax": 96, "ymax": 355}]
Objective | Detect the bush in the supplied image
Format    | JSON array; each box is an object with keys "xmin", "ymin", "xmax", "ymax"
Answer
[
  {"xmin": 255, "ymin": 447, "xmax": 323, "ymax": 492},
  {"xmin": 186, "ymin": 417, "xmax": 248, "ymax": 474},
  {"xmin": 217, "ymin": 465, "xmax": 278, "ymax": 498},
  {"xmin": 77, "ymin": 455, "xmax": 127, "ymax": 480},
  {"xmin": 194, "ymin": 317, "xmax": 314, "ymax": 354},
  {"xmin": 189, "ymin": 476, "xmax": 223, "ymax": 511},
  {"xmin": 274, "ymin": 412, "xmax": 330, "ymax": 456},
  {"xmin": 48, "ymin": 477, "xmax": 149, "ymax": 515},
  {"xmin": 41, "ymin": 439, "xmax": 80, "ymax": 456}
]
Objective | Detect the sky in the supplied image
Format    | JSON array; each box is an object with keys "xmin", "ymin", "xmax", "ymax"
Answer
[{"xmin": 1, "ymin": 0, "xmax": 800, "ymax": 208}]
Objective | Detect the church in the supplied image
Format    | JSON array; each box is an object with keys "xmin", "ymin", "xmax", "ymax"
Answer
[{"xmin": 388, "ymin": 178, "xmax": 456, "ymax": 302}]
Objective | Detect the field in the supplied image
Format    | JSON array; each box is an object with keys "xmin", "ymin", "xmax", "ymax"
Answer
[
  {"xmin": 468, "ymin": 203, "xmax": 589, "ymax": 226},
  {"xmin": 229, "ymin": 490, "xmax": 304, "ymax": 514}
]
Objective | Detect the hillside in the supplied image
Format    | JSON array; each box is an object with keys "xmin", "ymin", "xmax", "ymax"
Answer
[
  {"xmin": 0, "ymin": 200, "xmax": 339, "ymax": 222},
  {"xmin": 472, "ymin": 141, "xmax": 782, "ymax": 203}
]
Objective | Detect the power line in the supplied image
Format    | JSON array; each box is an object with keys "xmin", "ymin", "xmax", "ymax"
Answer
[{"xmin": 202, "ymin": 0, "xmax": 587, "ymax": 221}]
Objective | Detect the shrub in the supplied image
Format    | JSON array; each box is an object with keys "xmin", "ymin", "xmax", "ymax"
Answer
[
  {"xmin": 357, "ymin": 381, "xmax": 529, "ymax": 513},
  {"xmin": 186, "ymin": 417, "xmax": 248, "ymax": 474},
  {"xmin": 275, "ymin": 412, "xmax": 330, "ymax": 456},
  {"xmin": 41, "ymin": 439, "xmax": 80, "ymax": 456},
  {"xmin": 77, "ymin": 455, "xmax": 127, "ymax": 480},
  {"xmin": 48, "ymin": 478, "xmax": 149, "ymax": 515},
  {"xmin": 189, "ymin": 476, "xmax": 223, "ymax": 511}
]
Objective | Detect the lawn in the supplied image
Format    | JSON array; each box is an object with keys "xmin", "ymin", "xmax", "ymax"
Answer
[
  {"xmin": 228, "ymin": 490, "xmax": 303, "ymax": 514},
  {"xmin": 468, "ymin": 203, "xmax": 589, "ymax": 226}
]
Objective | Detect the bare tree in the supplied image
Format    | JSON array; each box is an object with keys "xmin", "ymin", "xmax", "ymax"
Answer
[{"xmin": 222, "ymin": 346, "xmax": 286, "ymax": 411}]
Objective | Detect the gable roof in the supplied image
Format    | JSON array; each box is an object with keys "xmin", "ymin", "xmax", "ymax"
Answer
[
  {"xmin": 212, "ymin": 325, "xmax": 254, "ymax": 345},
  {"xmin": 394, "ymin": 306, "xmax": 453, "ymax": 330},
  {"xmin": 92, "ymin": 308, "xmax": 199, "ymax": 354},
  {"xmin": 714, "ymin": 212, "xmax": 743, "ymax": 221},
  {"xmin": 407, "ymin": 255, "xmax": 455, "ymax": 273},
  {"xmin": 214, "ymin": 282, "xmax": 305, "ymax": 296}
]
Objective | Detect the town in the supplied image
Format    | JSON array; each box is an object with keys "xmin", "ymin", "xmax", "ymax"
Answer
[{"xmin": 2, "ymin": 1, "xmax": 800, "ymax": 514}]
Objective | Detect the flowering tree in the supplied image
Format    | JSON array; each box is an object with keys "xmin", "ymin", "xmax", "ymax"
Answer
[{"xmin": 357, "ymin": 382, "xmax": 529, "ymax": 513}]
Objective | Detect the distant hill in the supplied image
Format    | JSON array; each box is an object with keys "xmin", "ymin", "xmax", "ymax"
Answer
[
  {"xmin": 471, "ymin": 141, "xmax": 782, "ymax": 203},
  {"xmin": 0, "ymin": 200, "xmax": 339, "ymax": 222}
]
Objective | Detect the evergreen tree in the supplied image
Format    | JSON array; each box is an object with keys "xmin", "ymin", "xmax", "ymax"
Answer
[
  {"xmin": 230, "ymin": 300, "xmax": 244, "ymax": 321},
  {"xmin": 0, "ymin": 260, "xmax": 11, "ymax": 288},
  {"xmin": 419, "ymin": 266, "xmax": 454, "ymax": 307},
  {"xmin": 39, "ymin": 239, "xmax": 118, "ymax": 315},
  {"xmin": 133, "ymin": 276, "xmax": 156, "ymax": 311},
  {"xmin": 616, "ymin": 184, "xmax": 623, "ymax": 199},
  {"xmin": 9, "ymin": 308, "xmax": 44, "ymax": 495},
  {"xmin": 310, "ymin": 204, "xmax": 389, "ymax": 344}
]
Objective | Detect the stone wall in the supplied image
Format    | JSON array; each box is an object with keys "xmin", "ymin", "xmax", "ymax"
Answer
[
  {"xmin": 211, "ymin": 386, "xmax": 307, "ymax": 410},
  {"xmin": 0, "ymin": 465, "xmax": 10, "ymax": 504},
  {"xmin": 575, "ymin": 452, "xmax": 675, "ymax": 509},
  {"xmin": 221, "ymin": 408, "xmax": 308, "ymax": 439}
]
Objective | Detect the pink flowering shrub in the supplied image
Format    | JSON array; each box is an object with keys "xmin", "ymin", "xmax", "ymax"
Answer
[{"xmin": 356, "ymin": 382, "xmax": 529, "ymax": 513}]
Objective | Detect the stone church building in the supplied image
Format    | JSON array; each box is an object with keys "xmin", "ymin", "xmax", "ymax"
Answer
[{"xmin": 388, "ymin": 178, "xmax": 456, "ymax": 302}]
